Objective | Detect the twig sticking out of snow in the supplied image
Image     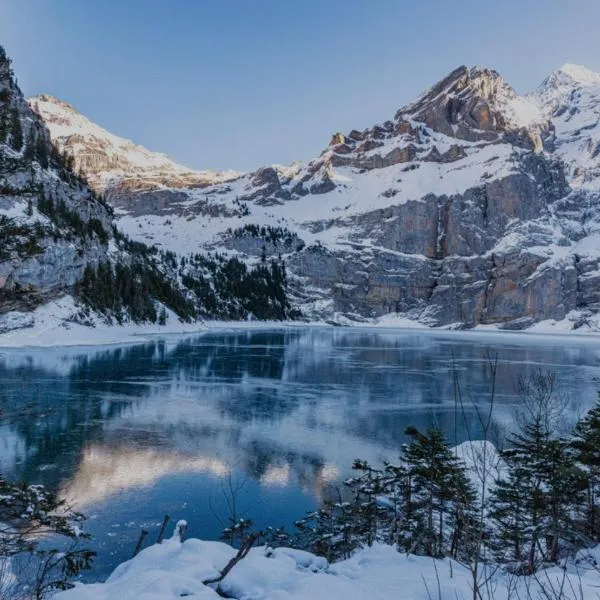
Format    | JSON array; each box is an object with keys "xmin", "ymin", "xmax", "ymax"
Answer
[
  {"xmin": 132, "ymin": 530, "xmax": 148, "ymax": 558},
  {"xmin": 202, "ymin": 533, "xmax": 258, "ymax": 587},
  {"xmin": 156, "ymin": 514, "xmax": 170, "ymax": 544}
]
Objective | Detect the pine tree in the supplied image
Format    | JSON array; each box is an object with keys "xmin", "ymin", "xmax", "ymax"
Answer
[
  {"xmin": 490, "ymin": 373, "xmax": 586, "ymax": 572},
  {"xmin": 36, "ymin": 131, "xmax": 49, "ymax": 169},
  {"xmin": 490, "ymin": 459, "xmax": 530, "ymax": 567},
  {"xmin": 572, "ymin": 395, "xmax": 600, "ymax": 539},
  {"xmin": 0, "ymin": 110, "xmax": 8, "ymax": 144},
  {"xmin": 296, "ymin": 499, "xmax": 359, "ymax": 562},
  {"xmin": 9, "ymin": 106, "xmax": 22, "ymax": 151},
  {"xmin": 158, "ymin": 306, "xmax": 167, "ymax": 325},
  {"xmin": 399, "ymin": 426, "xmax": 476, "ymax": 557},
  {"xmin": 347, "ymin": 460, "xmax": 387, "ymax": 548},
  {"xmin": 23, "ymin": 125, "xmax": 36, "ymax": 161},
  {"xmin": 542, "ymin": 439, "xmax": 586, "ymax": 561}
]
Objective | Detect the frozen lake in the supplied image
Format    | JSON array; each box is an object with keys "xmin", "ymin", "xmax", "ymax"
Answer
[{"xmin": 1, "ymin": 327, "xmax": 599, "ymax": 580}]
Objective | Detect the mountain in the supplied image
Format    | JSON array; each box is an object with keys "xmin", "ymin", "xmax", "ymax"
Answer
[
  {"xmin": 30, "ymin": 62, "xmax": 600, "ymax": 331},
  {"xmin": 29, "ymin": 95, "xmax": 239, "ymax": 213},
  {"xmin": 0, "ymin": 47, "xmax": 112, "ymax": 317},
  {"xmin": 534, "ymin": 64, "xmax": 600, "ymax": 189},
  {"xmin": 0, "ymin": 46, "xmax": 296, "ymax": 334}
]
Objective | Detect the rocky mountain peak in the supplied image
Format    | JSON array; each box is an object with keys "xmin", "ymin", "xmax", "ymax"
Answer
[
  {"xmin": 539, "ymin": 63, "xmax": 600, "ymax": 94},
  {"xmin": 30, "ymin": 94, "xmax": 77, "ymax": 112},
  {"xmin": 28, "ymin": 94, "xmax": 240, "ymax": 204},
  {"xmin": 532, "ymin": 64, "xmax": 600, "ymax": 189},
  {"xmin": 418, "ymin": 65, "xmax": 509, "ymax": 105},
  {"xmin": 396, "ymin": 65, "xmax": 543, "ymax": 145}
]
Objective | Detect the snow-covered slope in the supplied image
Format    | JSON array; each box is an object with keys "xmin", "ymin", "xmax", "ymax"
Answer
[
  {"xmin": 534, "ymin": 64, "xmax": 600, "ymax": 189},
  {"xmin": 29, "ymin": 95, "xmax": 239, "ymax": 206},
  {"xmin": 0, "ymin": 51, "xmax": 112, "ymax": 315},
  {"xmin": 32, "ymin": 63, "xmax": 600, "ymax": 331},
  {"xmin": 0, "ymin": 44, "xmax": 299, "ymax": 337},
  {"xmin": 54, "ymin": 532, "xmax": 600, "ymax": 600}
]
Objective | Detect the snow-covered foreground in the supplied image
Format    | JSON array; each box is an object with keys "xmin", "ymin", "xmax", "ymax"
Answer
[
  {"xmin": 2, "ymin": 295, "xmax": 600, "ymax": 349},
  {"xmin": 55, "ymin": 532, "xmax": 600, "ymax": 600}
]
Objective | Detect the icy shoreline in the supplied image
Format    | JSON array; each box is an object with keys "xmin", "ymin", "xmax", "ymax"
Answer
[{"xmin": 1, "ymin": 296, "xmax": 600, "ymax": 349}]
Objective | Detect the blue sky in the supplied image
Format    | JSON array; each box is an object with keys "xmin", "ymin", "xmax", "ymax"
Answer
[{"xmin": 1, "ymin": 0, "xmax": 599, "ymax": 172}]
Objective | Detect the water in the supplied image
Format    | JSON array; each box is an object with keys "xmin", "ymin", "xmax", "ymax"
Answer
[{"xmin": 0, "ymin": 327, "xmax": 599, "ymax": 581}]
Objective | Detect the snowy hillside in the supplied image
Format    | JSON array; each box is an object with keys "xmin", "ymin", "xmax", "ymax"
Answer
[
  {"xmin": 0, "ymin": 44, "xmax": 298, "ymax": 336},
  {"xmin": 534, "ymin": 64, "xmax": 600, "ymax": 189},
  {"xmin": 32, "ymin": 63, "xmax": 600, "ymax": 330},
  {"xmin": 29, "ymin": 95, "xmax": 239, "ymax": 204},
  {"xmin": 54, "ymin": 532, "xmax": 600, "ymax": 600}
]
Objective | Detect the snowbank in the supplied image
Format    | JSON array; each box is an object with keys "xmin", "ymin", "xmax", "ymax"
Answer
[
  {"xmin": 54, "ymin": 533, "xmax": 600, "ymax": 600},
  {"xmin": 453, "ymin": 440, "xmax": 505, "ymax": 500}
]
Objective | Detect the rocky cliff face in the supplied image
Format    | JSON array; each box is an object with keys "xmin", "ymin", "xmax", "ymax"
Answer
[
  {"xmin": 33, "ymin": 63, "xmax": 600, "ymax": 330},
  {"xmin": 0, "ymin": 48, "xmax": 252, "ymax": 328},
  {"xmin": 0, "ymin": 49, "xmax": 112, "ymax": 315}
]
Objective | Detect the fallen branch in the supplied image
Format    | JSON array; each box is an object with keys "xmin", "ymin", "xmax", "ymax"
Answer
[{"xmin": 202, "ymin": 534, "xmax": 258, "ymax": 586}]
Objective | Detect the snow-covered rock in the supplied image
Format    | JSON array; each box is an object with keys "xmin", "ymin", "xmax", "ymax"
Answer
[
  {"xmin": 31, "ymin": 63, "xmax": 600, "ymax": 330},
  {"xmin": 29, "ymin": 95, "xmax": 239, "ymax": 202},
  {"xmin": 54, "ymin": 532, "xmax": 600, "ymax": 600},
  {"xmin": 0, "ymin": 49, "xmax": 112, "ymax": 314}
]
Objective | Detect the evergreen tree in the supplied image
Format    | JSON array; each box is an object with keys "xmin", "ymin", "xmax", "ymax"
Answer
[
  {"xmin": 36, "ymin": 130, "xmax": 49, "ymax": 169},
  {"xmin": 490, "ymin": 373, "xmax": 586, "ymax": 572},
  {"xmin": 295, "ymin": 498, "xmax": 360, "ymax": 562},
  {"xmin": 398, "ymin": 426, "xmax": 476, "ymax": 557},
  {"xmin": 489, "ymin": 458, "xmax": 530, "ymax": 567},
  {"xmin": 0, "ymin": 110, "xmax": 8, "ymax": 144},
  {"xmin": 347, "ymin": 460, "xmax": 388, "ymax": 548},
  {"xmin": 9, "ymin": 106, "xmax": 22, "ymax": 151},
  {"xmin": 572, "ymin": 394, "xmax": 600, "ymax": 539},
  {"xmin": 158, "ymin": 306, "xmax": 167, "ymax": 325},
  {"xmin": 23, "ymin": 125, "xmax": 36, "ymax": 161}
]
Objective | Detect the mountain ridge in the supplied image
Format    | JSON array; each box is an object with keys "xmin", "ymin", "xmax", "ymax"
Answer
[
  {"xmin": 19, "ymin": 61, "xmax": 600, "ymax": 330},
  {"xmin": 0, "ymin": 44, "xmax": 297, "ymax": 333}
]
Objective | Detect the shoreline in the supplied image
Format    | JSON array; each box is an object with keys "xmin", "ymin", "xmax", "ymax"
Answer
[{"xmin": 2, "ymin": 303, "xmax": 600, "ymax": 350}]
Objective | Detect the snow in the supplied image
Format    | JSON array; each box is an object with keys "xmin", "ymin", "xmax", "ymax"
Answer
[
  {"xmin": 54, "ymin": 528, "xmax": 600, "ymax": 600},
  {"xmin": 541, "ymin": 64, "xmax": 600, "ymax": 91},
  {"xmin": 453, "ymin": 440, "xmax": 504, "ymax": 500},
  {"xmin": 0, "ymin": 296, "xmax": 330, "ymax": 349},
  {"xmin": 116, "ymin": 141, "xmax": 519, "ymax": 256},
  {"xmin": 501, "ymin": 95, "xmax": 543, "ymax": 128},
  {"xmin": 2, "ymin": 295, "xmax": 600, "ymax": 351},
  {"xmin": 28, "ymin": 95, "xmax": 240, "ymax": 191}
]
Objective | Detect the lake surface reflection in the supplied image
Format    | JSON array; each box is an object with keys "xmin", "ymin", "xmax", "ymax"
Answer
[{"xmin": 1, "ymin": 327, "xmax": 599, "ymax": 580}]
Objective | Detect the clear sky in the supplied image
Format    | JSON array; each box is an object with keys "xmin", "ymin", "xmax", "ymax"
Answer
[{"xmin": 1, "ymin": 0, "xmax": 599, "ymax": 172}]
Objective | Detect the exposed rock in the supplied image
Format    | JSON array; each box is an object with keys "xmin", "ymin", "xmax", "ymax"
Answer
[
  {"xmin": 31, "ymin": 60, "xmax": 600, "ymax": 330},
  {"xmin": 329, "ymin": 132, "xmax": 346, "ymax": 146},
  {"xmin": 28, "ymin": 94, "xmax": 240, "ymax": 211}
]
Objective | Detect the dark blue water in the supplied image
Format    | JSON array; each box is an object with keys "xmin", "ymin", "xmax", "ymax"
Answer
[{"xmin": 1, "ymin": 327, "xmax": 599, "ymax": 581}]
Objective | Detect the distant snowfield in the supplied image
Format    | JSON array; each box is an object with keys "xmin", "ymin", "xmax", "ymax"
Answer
[
  {"xmin": 1, "ymin": 296, "xmax": 600, "ymax": 350},
  {"xmin": 54, "ymin": 532, "xmax": 600, "ymax": 600}
]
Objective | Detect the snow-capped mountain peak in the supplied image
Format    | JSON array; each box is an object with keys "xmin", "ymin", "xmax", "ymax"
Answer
[
  {"xmin": 527, "ymin": 64, "xmax": 600, "ymax": 189},
  {"xmin": 398, "ymin": 65, "xmax": 544, "ymax": 140},
  {"xmin": 541, "ymin": 63, "xmax": 600, "ymax": 90},
  {"xmin": 26, "ymin": 62, "xmax": 600, "ymax": 331},
  {"xmin": 28, "ymin": 94, "xmax": 240, "ymax": 199}
]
